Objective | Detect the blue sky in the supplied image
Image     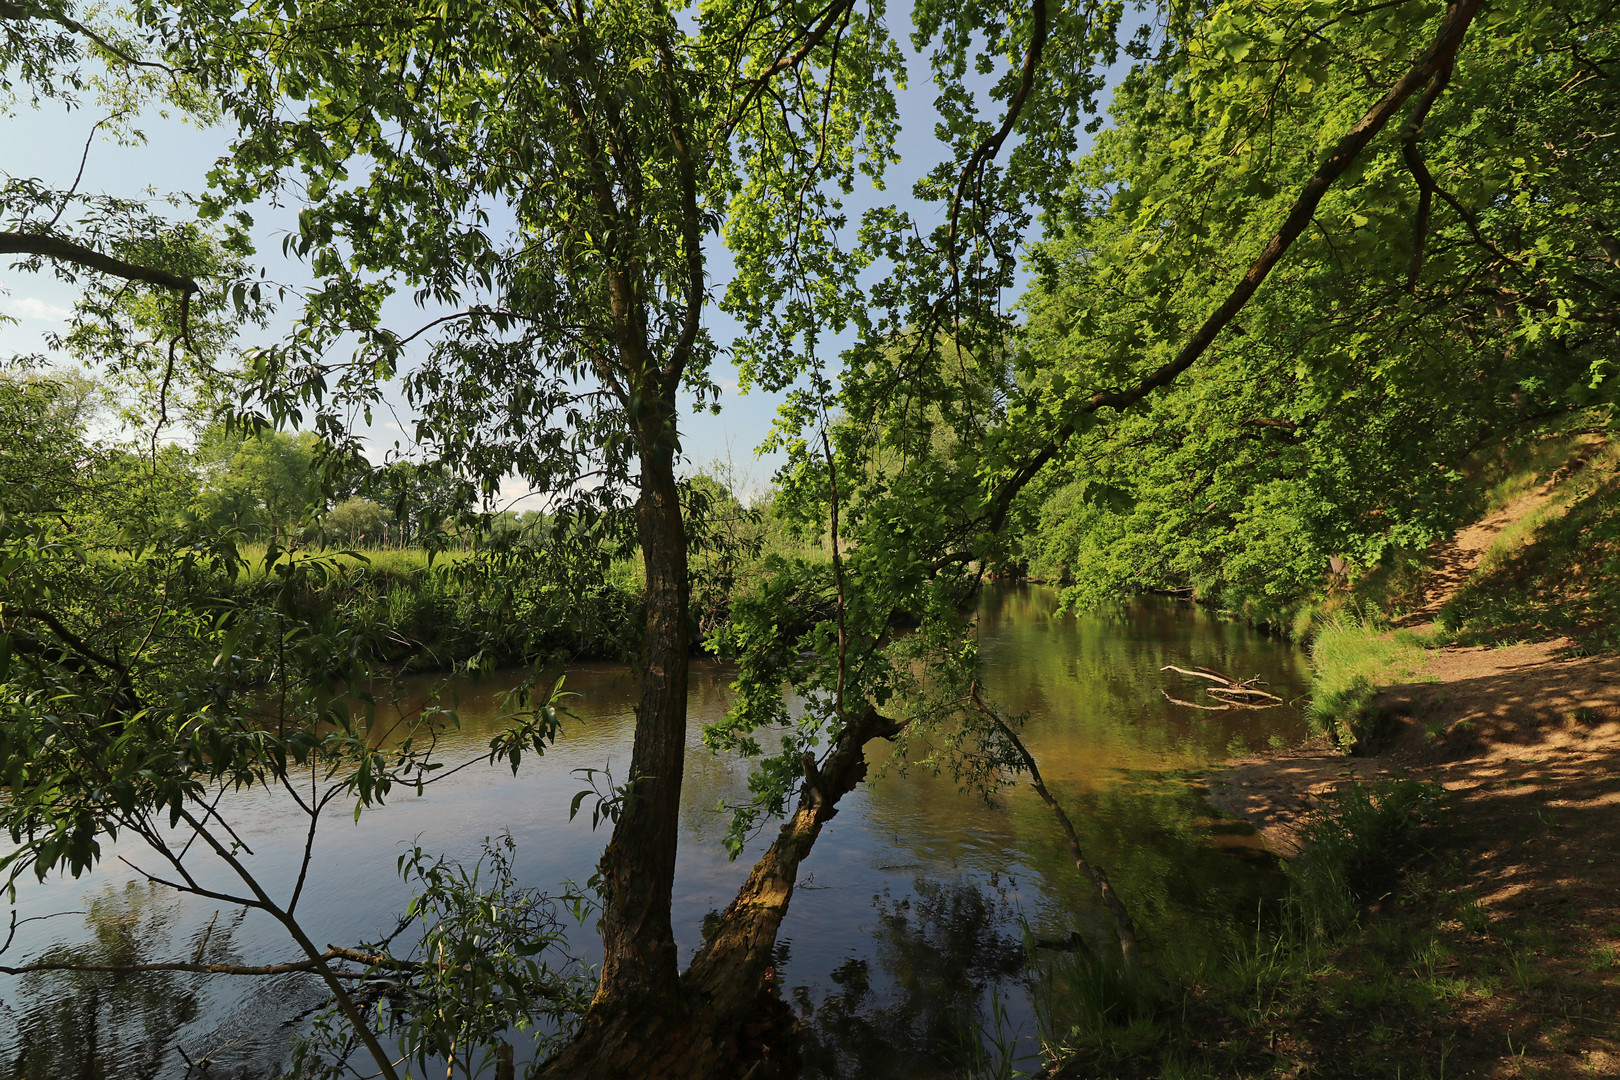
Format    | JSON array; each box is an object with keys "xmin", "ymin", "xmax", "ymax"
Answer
[{"xmin": 2, "ymin": 11, "xmax": 1125, "ymax": 505}]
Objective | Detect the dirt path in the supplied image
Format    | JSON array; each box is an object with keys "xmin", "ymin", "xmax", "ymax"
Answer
[
  {"xmin": 1400, "ymin": 436, "xmax": 1605, "ymax": 628},
  {"xmin": 1200, "ymin": 444, "xmax": 1620, "ymax": 1078},
  {"xmin": 1400, "ymin": 491, "xmax": 1551, "ymax": 627}
]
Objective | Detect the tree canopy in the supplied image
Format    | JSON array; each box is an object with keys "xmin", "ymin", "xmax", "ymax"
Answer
[{"xmin": 4, "ymin": 0, "xmax": 1618, "ymax": 1075}]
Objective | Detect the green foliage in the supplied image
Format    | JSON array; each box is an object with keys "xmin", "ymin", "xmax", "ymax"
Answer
[
  {"xmin": 0, "ymin": 371, "xmax": 112, "ymax": 543},
  {"xmin": 4, "ymin": 537, "xmax": 357, "ymax": 883},
  {"xmin": 1007, "ymin": 0, "xmax": 1619, "ymax": 621},
  {"xmin": 292, "ymin": 834, "xmax": 593, "ymax": 1079},
  {"xmin": 1, "ymin": 487, "xmax": 581, "ymax": 1075},
  {"xmin": 191, "ymin": 428, "xmax": 323, "ymax": 541},
  {"xmin": 143, "ymin": 0, "xmax": 910, "ymax": 524},
  {"xmin": 322, "ymin": 496, "xmax": 392, "ymax": 544},
  {"xmin": 1030, "ymin": 777, "xmax": 1444, "ymax": 1078},
  {"xmin": 11, "ymin": 0, "xmax": 1619, "ymax": 1071},
  {"xmin": 1030, "ymin": 939, "xmax": 1161, "ymax": 1063}
]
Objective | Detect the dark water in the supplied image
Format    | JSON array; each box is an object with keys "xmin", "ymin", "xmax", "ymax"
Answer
[{"xmin": 0, "ymin": 587, "xmax": 1309, "ymax": 1078}]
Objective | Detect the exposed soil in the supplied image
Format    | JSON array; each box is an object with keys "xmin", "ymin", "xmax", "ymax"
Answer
[
  {"xmin": 1398, "ymin": 434, "xmax": 1607, "ymax": 628},
  {"xmin": 1201, "ymin": 452, "xmax": 1620, "ymax": 1079}
]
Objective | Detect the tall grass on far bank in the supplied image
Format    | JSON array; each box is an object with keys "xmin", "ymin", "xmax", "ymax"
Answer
[
  {"xmin": 192, "ymin": 543, "xmax": 646, "ymax": 670},
  {"xmin": 200, "ymin": 530, "xmax": 837, "ymax": 672}
]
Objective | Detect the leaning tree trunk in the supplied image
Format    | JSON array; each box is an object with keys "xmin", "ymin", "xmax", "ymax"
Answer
[
  {"xmin": 538, "ymin": 705, "xmax": 903, "ymax": 1080},
  {"xmin": 537, "ymin": 7, "xmax": 1490, "ymax": 1068},
  {"xmin": 682, "ymin": 706, "xmax": 902, "ymax": 1012}
]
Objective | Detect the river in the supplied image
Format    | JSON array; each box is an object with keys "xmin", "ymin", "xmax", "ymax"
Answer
[{"xmin": 0, "ymin": 586, "xmax": 1310, "ymax": 1078}]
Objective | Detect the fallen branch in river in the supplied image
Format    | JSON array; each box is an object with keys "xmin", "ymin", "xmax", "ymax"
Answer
[{"xmin": 1160, "ymin": 665, "xmax": 1283, "ymax": 711}]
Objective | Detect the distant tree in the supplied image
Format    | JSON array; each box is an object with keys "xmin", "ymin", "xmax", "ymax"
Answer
[
  {"xmin": 322, "ymin": 496, "xmax": 391, "ymax": 545},
  {"xmin": 192, "ymin": 429, "xmax": 320, "ymax": 543},
  {"xmin": 85, "ymin": 443, "xmax": 199, "ymax": 541},
  {"xmin": 360, "ymin": 459, "xmax": 468, "ymax": 550},
  {"xmin": 0, "ymin": 370, "xmax": 105, "ymax": 505}
]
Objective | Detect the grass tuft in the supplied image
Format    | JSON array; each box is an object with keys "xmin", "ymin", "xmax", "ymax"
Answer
[{"xmin": 1306, "ymin": 615, "xmax": 1433, "ymax": 751}]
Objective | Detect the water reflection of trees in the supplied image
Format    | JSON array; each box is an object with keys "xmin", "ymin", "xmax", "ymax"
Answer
[
  {"xmin": 976, "ymin": 590, "xmax": 1312, "ymax": 769},
  {"xmin": 1006, "ymin": 779, "xmax": 1285, "ymax": 962},
  {"xmin": 4, "ymin": 882, "xmax": 206, "ymax": 1079},
  {"xmin": 1, "ymin": 882, "xmax": 300, "ymax": 1080},
  {"xmin": 792, "ymin": 878, "xmax": 1026, "ymax": 1080}
]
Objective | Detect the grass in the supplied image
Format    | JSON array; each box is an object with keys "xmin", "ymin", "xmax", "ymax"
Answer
[
  {"xmin": 1438, "ymin": 440, "xmax": 1620, "ymax": 653},
  {"xmin": 1023, "ymin": 427, "xmax": 1620, "ymax": 1078},
  {"xmin": 194, "ymin": 542, "xmax": 649, "ymax": 670},
  {"xmin": 1032, "ymin": 778, "xmax": 1450, "ymax": 1080},
  {"xmin": 1029, "ymin": 936, "xmax": 1161, "ymax": 1065},
  {"xmin": 1286, "ymin": 778, "xmax": 1445, "ymax": 936},
  {"xmin": 1305, "ymin": 613, "xmax": 1435, "ymax": 751},
  {"xmin": 1282, "ymin": 428, "xmax": 1615, "ymax": 642},
  {"xmin": 1027, "ymin": 761, "xmax": 1620, "ymax": 1080},
  {"xmin": 220, "ymin": 528, "xmax": 837, "ymax": 671},
  {"xmin": 1457, "ymin": 897, "xmax": 1493, "ymax": 936},
  {"xmin": 1474, "ymin": 431, "xmax": 1598, "ymax": 516}
]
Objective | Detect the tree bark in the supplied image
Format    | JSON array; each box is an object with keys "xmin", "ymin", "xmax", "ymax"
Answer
[
  {"xmin": 538, "ymin": 707, "xmax": 902, "ymax": 1080},
  {"xmin": 683, "ymin": 706, "xmax": 903, "ymax": 1012},
  {"xmin": 589, "ymin": 439, "xmax": 691, "ymax": 1013},
  {"xmin": 0, "ymin": 230, "xmax": 198, "ymax": 293}
]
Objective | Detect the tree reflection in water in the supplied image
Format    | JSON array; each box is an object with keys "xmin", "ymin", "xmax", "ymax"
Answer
[
  {"xmin": 2, "ymin": 881, "xmax": 304, "ymax": 1080},
  {"xmin": 791, "ymin": 877, "xmax": 1027, "ymax": 1080}
]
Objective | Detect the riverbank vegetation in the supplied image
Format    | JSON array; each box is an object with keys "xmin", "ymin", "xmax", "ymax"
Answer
[
  {"xmin": 1032, "ymin": 777, "xmax": 1450, "ymax": 1079},
  {"xmin": 5, "ymin": 0, "xmax": 1619, "ymax": 1076},
  {"xmin": 1124, "ymin": 431, "xmax": 1620, "ymax": 1079}
]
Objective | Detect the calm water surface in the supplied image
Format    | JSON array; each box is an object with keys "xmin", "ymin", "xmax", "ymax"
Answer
[{"xmin": 1, "ymin": 587, "xmax": 1309, "ymax": 1078}]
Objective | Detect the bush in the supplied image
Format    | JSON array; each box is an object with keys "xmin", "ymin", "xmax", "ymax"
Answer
[{"xmin": 1288, "ymin": 777, "xmax": 1444, "ymax": 937}]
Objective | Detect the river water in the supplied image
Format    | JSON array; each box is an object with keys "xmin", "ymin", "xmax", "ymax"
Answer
[{"xmin": 0, "ymin": 587, "xmax": 1309, "ymax": 1078}]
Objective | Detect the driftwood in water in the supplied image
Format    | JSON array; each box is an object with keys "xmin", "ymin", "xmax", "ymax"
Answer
[{"xmin": 1160, "ymin": 665, "xmax": 1284, "ymax": 711}]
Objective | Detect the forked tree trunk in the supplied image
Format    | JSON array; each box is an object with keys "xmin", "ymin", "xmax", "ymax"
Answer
[{"xmin": 539, "ymin": 706, "xmax": 901, "ymax": 1080}]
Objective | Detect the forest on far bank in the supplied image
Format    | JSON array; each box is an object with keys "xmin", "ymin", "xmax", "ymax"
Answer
[{"xmin": 3, "ymin": 0, "xmax": 1618, "ymax": 1076}]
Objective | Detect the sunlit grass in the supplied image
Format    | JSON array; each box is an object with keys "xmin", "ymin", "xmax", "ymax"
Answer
[
  {"xmin": 1306, "ymin": 614, "xmax": 1434, "ymax": 747},
  {"xmin": 1440, "ymin": 440, "xmax": 1620, "ymax": 651}
]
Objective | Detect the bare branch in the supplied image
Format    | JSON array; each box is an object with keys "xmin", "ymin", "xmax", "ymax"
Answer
[
  {"xmin": 0, "ymin": 0, "xmax": 178, "ymax": 77},
  {"xmin": 971, "ymin": 682, "xmax": 1139, "ymax": 970},
  {"xmin": 655, "ymin": 28, "xmax": 706, "ymax": 394},
  {"xmin": 946, "ymin": 0, "xmax": 1049, "ymax": 292},
  {"xmin": 715, "ymin": 0, "xmax": 857, "ymax": 142},
  {"xmin": 1161, "ymin": 664, "xmax": 1283, "ymax": 710},
  {"xmin": 1162, "ymin": 690, "xmax": 1231, "ymax": 711}
]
